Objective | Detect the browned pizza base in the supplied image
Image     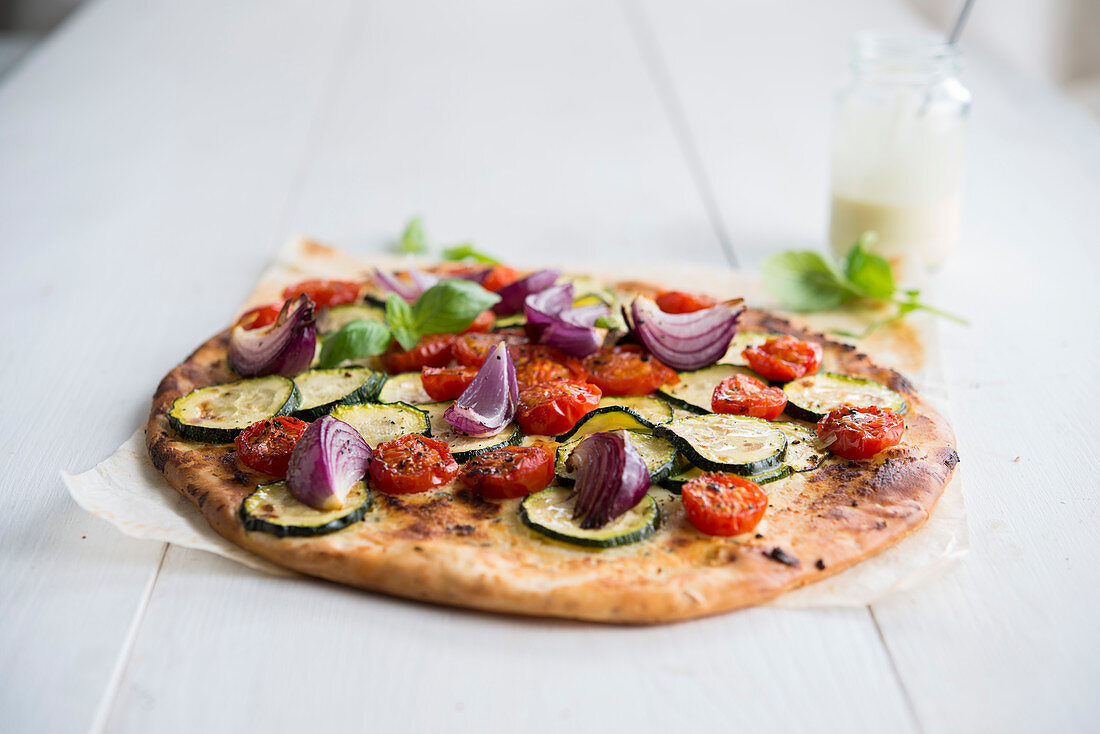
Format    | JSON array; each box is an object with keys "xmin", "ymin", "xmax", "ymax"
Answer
[{"xmin": 146, "ymin": 307, "xmax": 958, "ymax": 624}]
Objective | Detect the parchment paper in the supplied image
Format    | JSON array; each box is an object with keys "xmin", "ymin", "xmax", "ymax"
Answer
[{"xmin": 62, "ymin": 237, "xmax": 968, "ymax": 607}]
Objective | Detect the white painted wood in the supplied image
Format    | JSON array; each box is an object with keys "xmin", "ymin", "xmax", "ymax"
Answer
[
  {"xmin": 636, "ymin": 0, "xmax": 1100, "ymax": 731},
  {"xmin": 0, "ymin": 0, "xmax": 355, "ymax": 731},
  {"xmin": 107, "ymin": 1, "xmax": 914, "ymax": 732}
]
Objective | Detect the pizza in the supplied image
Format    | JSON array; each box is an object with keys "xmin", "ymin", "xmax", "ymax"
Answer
[{"xmin": 145, "ymin": 248, "xmax": 958, "ymax": 623}]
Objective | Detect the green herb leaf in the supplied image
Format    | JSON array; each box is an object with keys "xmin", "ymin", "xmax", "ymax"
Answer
[
  {"xmin": 411, "ymin": 280, "xmax": 501, "ymax": 336},
  {"xmin": 385, "ymin": 292, "xmax": 419, "ymax": 351},
  {"xmin": 760, "ymin": 251, "xmax": 856, "ymax": 311},
  {"xmin": 317, "ymin": 320, "xmax": 392, "ymax": 367},
  {"xmin": 843, "ymin": 241, "xmax": 896, "ymax": 300},
  {"xmin": 594, "ymin": 314, "xmax": 619, "ymax": 330},
  {"xmin": 396, "ymin": 216, "xmax": 429, "ymax": 254},
  {"xmin": 442, "ymin": 243, "xmax": 500, "ymax": 265}
]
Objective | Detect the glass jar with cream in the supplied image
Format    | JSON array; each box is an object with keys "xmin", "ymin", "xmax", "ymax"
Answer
[{"xmin": 828, "ymin": 33, "xmax": 971, "ymax": 277}]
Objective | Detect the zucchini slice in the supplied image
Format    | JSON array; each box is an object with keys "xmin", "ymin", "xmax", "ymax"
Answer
[
  {"xmin": 417, "ymin": 402, "xmax": 524, "ymax": 461},
  {"xmin": 493, "ymin": 314, "xmax": 527, "ymax": 330},
  {"xmin": 597, "ymin": 396, "xmax": 673, "ymax": 425},
  {"xmin": 316, "ymin": 304, "xmax": 386, "ymax": 335},
  {"xmin": 772, "ymin": 421, "xmax": 827, "ymax": 472},
  {"xmin": 240, "ymin": 480, "xmax": 371, "ymax": 537},
  {"xmin": 377, "ymin": 372, "xmax": 433, "ymax": 405},
  {"xmin": 555, "ymin": 430, "xmax": 677, "ymax": 485},
  {"xmin": 519, "ymin": 487, "xmax": 660, "ymax": 548},
  {"xmin": 658, "ymin": 464, "xmax": 792, "ymax": 493},
  {"xmin": 329, "ymin": 402, "xmax": 429, "ymax": 448},
  {"xmin": 168, "ymin": 375, "xmax": 300, "ymax": 443},
  {"xmin": 555, "ymin": 404, "xmax": 663, "ymax": 442},
  {"xmin": 657, "ymin": 364, "xmax": 765, "ymax": 414},
  {"xmin": 783, "ymin": 372, "xmax": 907, "ymax": 421},
  {"xmin": 292, "ymin": 367, "xmax": 383, "ymax": 421},
  {"xmin": 719, "ymin": 331, "xmax": 782, "ymax": 367},
  {"xmin": 655, "ymin": 414, "xmax": 786, "ymax": 475}
]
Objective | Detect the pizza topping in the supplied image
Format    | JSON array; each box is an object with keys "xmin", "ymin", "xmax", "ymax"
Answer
[
  {"xmin": 712, "ymin": 373, "xmax": 788, "ymax": 420},
  {"xmin": 567, "ymin": 430, "xmax": 651, "ymax": 529},
  {"xmin": 480, "ymin": 265, "xmax": 522, "ymax": 292},
  {"xmin": 764, "ymin": 546, "xmax": 801, "ymax": 567},
  {"xmin": 229, "ymin": 294, "xmax": 317, "ymax": 378},
  {"xmin": 582, "ymin": 344, "xmax": 679, "ymax": 397},
  {"xmin": 524, "ymin": 282, "xmax": 608, "ymax": 357},
  {"xmin": 286, "ymin": 415, "xmax": 373, "ymax": 510},
  {"xmin": 782, "ymin": 372, "xmax": 907, "ymax": 421},
  {"xmin": 421, "ymin": 365, "xmax": 479, "ymax": 401},
  {"xmin": 656, "ymin": 413, "xmax": 787, "ymax": 475},
  {"xmin": 458, "ymin": 445, "xmax": 556, "ymax": 500},
  {"xmin": 681, "ymin": 473, "xmax": 768, "ymax": 536},
  {"xmin": 516, "ymin": 380, "xmax": 602, "ymax": 436},
  {"xmin": 444, "ymin": 341, "xmax": 519, "ymax": 436},
  {"xmin": 235, "ymin": 416, "xmax": 310, "ymax": 478},
  {"xmin": 492, "ymin": 268, "xmax": 560, "ymax": 315},
  {"xmin": 368, "ymin": 434, "xmax": 459, "ymax": 495},
  {"xmin": 657, "ymin": 364, "xmax": 763, "ymax": 414},
  {"xmin": 453, "ymin": 328, "xmax": 530, "ymax": 367},
  {"xmin": 511, "ymin": 344, "xmax": 588, "ymax": 389},
  {"xmin": 377, "ymin": 372, "xmax": 433, "ymax": 404},
  {"xmin": 556, "ymin": 430, "xmax": 677, "ymax": 485},
  {"xmin": 380, "ymin": 333, "xmax": 457, "ymax": 373},
  {"xmin": 241, "ymin": 480, "xmax": 372, "ymax": 537},
  {"xmin": 655, "ymin": 290, "xmax": 719, "ymax": 314},
  {"xmin": 742, "ymin": 335, "xmax": 823, "ymax": 382},
  {"xmin": 292, "ymin": 367, "xmax": 383, "ymax": 421},
  {"xmin": 417, "ymin": 402, "xmax": 524, "ymax": 461},
  {"xmin": 329, "ymin": 402, "xmax": 430, "ymax": 448},
  {"xmin": 372, "ymin": 267, "xmax": 437, "ymax": 302},
  {"xmin": 555, "ymin": 396, "xmax": 673, "ymax": 441},
  {"xmin": 629, "ymin": 295, "xmax": 744, "ymax": 371},
  {"xmin": 168, "ymin": 375, "xmax": 302, "ymax": 443},
  {"xmin": 281, "ymin": 279, "xmax": 360, "ymax": 309},
  {"xmin": 237, "ymin": 304, "xmax": 282, "ymax": 331},
  {"xmin": 816, "ymin": 405, "xmax": 905, "ymax": 460},
  {"xmin": 520, "ymin": 487, "xmax": 660, "ymax": 548}
]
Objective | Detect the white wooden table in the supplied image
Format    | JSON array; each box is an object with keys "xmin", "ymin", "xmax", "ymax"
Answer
[{"xmin": 2, "ymin": 1, "xmax": 1097, "ymax": 732}]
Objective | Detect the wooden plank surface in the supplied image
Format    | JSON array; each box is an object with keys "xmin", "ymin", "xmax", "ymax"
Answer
[{"xmin": 634, "ymin": 0, "xmax": 1100, "ymax": 731}]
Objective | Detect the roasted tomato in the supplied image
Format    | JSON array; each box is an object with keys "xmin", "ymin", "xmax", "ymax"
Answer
[
  {"xmin": 516, "ymin": 380, "xmax": 602, "ymax": 436},
  {"xmin": 453, "ymin": 328, "xmax": 529, "ymax": 367},
  {"xmin": 368, "ymin": 434, "xmax": 459, "ymax": 494},
  {"xmin": 421, "ymin": 365, "xmax": 479, "ymax": 401},
  {"xmin": 512, "ymin": 344, "xmax": 588, "ymax": 388},
  {"xmin": 655, "ymin": 290, "xmax": 718, "ymax": 314},
  {"xmin": 234, "ymin": 416, "xmax": 310, "ymax": 478},
  {"xmin": 681, "ymin": 473, "xmax": 768, "ymax": 536},
  {"xmin": 481, "ymin": 265, "xmax": 522, "ymax": 292},
  {"xmin": 281, "ymin": 279, "xmax": 359, "ymax": 309},
  {"xmin": 460, "ymin": 310, "xmax": 496, "ymax": 334},
  {"xmin": 816, "ymin": 405, "xmax": 905, "ymax": 460},
  {"xmin": 711, "ymin": 373, "xmax": 787, "ymax": 420},
  {"xmin": 237, "ymin": 304, "xmax": 281, "ymax": 331},
  {"xmin": 380, "ymin": 334, "xmax": 458, "ymax": 373},
  {"xmin": 458, "ymin": 445, "xmax": 556, "ymax": 499},
  {"xmin": 742, "ymin": 335, "xmax": 822, "ymax": 382},
  {"xmin": 582, "ymin": 344, "xmax": 678, "ymax": 396}
]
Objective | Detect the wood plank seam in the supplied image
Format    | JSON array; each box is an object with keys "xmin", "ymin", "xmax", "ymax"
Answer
[
  {"xmin": 88, "ymin": 543, "xmax": 169, "ymax": 734},
  {"xmin": 619, "ymin": 0, "xmax": 740, "ymax": 268},
  {"xmin": 870, "ymin": 606, "xmax": 927, "ymax": 734}
]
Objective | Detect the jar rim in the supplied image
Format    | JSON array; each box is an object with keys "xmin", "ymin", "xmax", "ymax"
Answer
[{"xmin": 851, "ymin": 31, "xmax": 961, "ymax": 77}]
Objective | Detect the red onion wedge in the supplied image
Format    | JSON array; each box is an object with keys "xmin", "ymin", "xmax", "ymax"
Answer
[
  {"xmin": 492, "ymin": 268, "xmax": 560, "ymax": 315},
  {"xmin": 567, "ymin": 431, "xmax": 651, "ymax": 529},
  {"xmin": 444, "ymin": 341, "xmax": 519, "ymax": 436},
  {"xmin": 286, "ymin": 415, "xmax": 372, "ymax": 511},
  {"xmin": 524, "ymin": 283, "xmax": 608, "ymax": 357},
  {"xmin": 629, "ymin": 295, "xmax": 744, "ymax": 371},
  {"xmin": 229, "ymin": 294, "xmax": 317, "ymax": 378},
  {"xmin": 373, "ymin": 268, "xmax": 439, "ymax": 302}
]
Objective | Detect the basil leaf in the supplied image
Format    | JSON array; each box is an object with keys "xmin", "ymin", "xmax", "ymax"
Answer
[
  {"xmin": 385, "ymin": 293, "xmax": 419, "ymax": 351},
  {"xmin": 411, "ymin": 280, "xmax": 501, "ymax": 336},
  {"xmin": 442, "ymin": 243, "xmax": 500, "ymax": 265},
  {"xmin": 318, "ymin": 320, "xmax": 392, "ymax": 368},
  {"xmin": 761, "ymin": 251, "xmax": 855, "ymax": 311},
  {"xmin": 397, "ymin": 216, "xmax": 429, "ymax": 254},
  {"xmin": 843, "ymin": 241, "xmax": 895, "ymax": 300}
]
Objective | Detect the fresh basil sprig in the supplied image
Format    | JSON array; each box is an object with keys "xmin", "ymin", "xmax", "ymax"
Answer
[
  {"xmin": 397, "ymin": 217, "xmax": 429, "ymax": 254},
  {"xmin": 318, "ymin": 279, "xmax": 501, "ymax": 363},
  {"xmin": 761, "ymin": 234, "xmax": 965, "ymax": 337},
  {"xmin": 442, "ymin": 242, "xmax": 500, "ymax": 265}
]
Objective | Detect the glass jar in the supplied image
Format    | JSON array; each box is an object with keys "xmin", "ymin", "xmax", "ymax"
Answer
[{"xmin": 828, "ymin": 32, "xmax": 971, "ymax": 277}]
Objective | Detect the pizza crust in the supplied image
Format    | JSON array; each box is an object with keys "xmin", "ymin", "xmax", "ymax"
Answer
[{"xmin": 146, "ymin": 306, "xmax": 958, "ymax": 624}]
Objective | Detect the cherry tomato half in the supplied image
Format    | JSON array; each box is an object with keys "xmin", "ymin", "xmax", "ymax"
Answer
[
  {"xmin": 655, "ymin": 290, "xmax": 718, "ymax": 314},
  {"xmin": 512, "ymin": 344, "xmax": 588, "ymax": 389},
  {"xmin": 582, "ymin": 345, "xmax": 678, "ymax": 396},
  {"xmin": 237, "ymin": 304, "xmax": 282, "ymax": 331},
  {"xmin": 460, "ymin": 310, "xmax": 496, "ymax": 334},
  {"xmin": 421, "ymin": 365, "xmax": 479, "ymax": 401},
  {"xmin": 458, "ymin": 445, "xmax": 556, "ymax": 499},
  {"xmin": 481, "ymin": 265, "xmax": 522, "ymax": 292},
  {"xmin": 712, "ymin": 373, "xmax": 788, "ymax": 420},
  {"xmin": 816, "ymin": 405, "xmax": 905, "ymax": 460},
  {"xmin": 234, "ymin": 416, "xmax": 310, "ymax": 478},
  {"xmin": 516, "ymin": 380, "xmax": 602, "ymax": 436},
  {"xmin": 743, "ymin": 335, "xmax": 823, "ymax": 382},
  {"xmin": 381, "ymin": 334, "xmax": 458, "ymax": 373},
  {"xmin": 368, "ymin": 434, "xmax": 459, "ymax": 494},
  {"xmin": 681, "ymin": 473, "xmax": 768, "ymax": 536},
  {"xmin": 453, "ymin": 328, "xmax": 529, "ymax": 367},
  {"xmin": 281, "ymin": 279, "xmax": 360, "ymax": 309}
]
